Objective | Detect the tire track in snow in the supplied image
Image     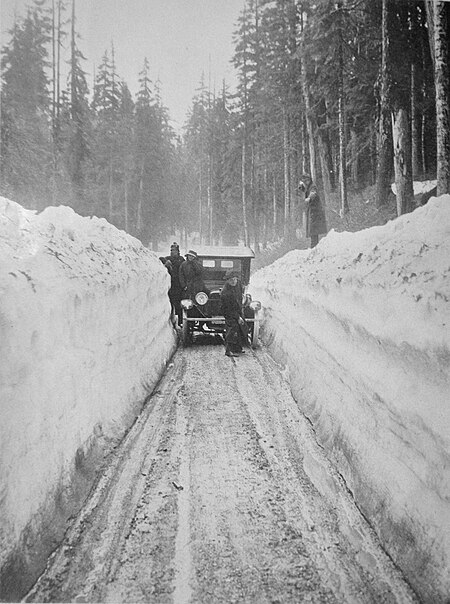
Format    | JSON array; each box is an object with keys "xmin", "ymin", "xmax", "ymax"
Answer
[
  {"xmin": 25, "ymin": 358, "xmax": 183, "ymax": 603},
  {"xmin": 173, "ymin": 391, "xmax": 193, "ymax": 604},
  {"xmin": 25, "ymin": 341, "xmax": 417, "ymax": 603}
]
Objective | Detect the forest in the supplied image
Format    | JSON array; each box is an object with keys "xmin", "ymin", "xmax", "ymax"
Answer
[{"xmin": 1, "ymin": 0, "xmax": 449, "ymax": 250}]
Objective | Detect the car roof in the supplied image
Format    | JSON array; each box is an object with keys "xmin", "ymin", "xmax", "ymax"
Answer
[{"xmin": 194, "ymin": 245, "xmax": 255, "ymax": 259}]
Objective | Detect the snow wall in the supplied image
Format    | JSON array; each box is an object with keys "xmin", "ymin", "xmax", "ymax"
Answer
[
  {"xmin": 250, "ymin": 196, "xmax": 450, "ymax": 604},
  {"xmin": 0, "ymin": 198, "xmax": 177, "ymax": 600}
]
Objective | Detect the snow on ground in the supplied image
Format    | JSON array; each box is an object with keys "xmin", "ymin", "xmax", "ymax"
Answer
[
  {"xmin": 249, "ymin": 195, "xmax": 450, "ymax": 603},
  {"xmin": 0, "ymin": 197, "xmax": 176, "ymax": 589},
  {"xmin": 391, "ymin": 179, "xmax": 437, "ymax": 196}
]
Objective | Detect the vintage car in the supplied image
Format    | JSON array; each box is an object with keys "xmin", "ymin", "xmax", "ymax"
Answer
[{"xmin": 180, "ymin": 246, "xmax": 261, "ymax": 348}]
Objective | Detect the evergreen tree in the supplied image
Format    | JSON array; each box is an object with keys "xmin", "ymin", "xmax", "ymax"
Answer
[
  {"xmin": 184, "ymin": 75, "xmax": 210, "ymax": 243},
  {"xmin": 130, "ymin": 71, "xmax": 177, "ymax": 247},
  {"xmin": 134, "ymin": 57, "xmax": 153, "ymax": 240},
  {"xmin": 116, "ymin": 81, "xmax": 135, "ymax": 232},
  {"xmin": 210, "ymin": 85, "xmax": 242, "ymax": 245},
  {"xmin": 152, "ymin": 78, "xmax": 177, "ymax": 243},
  {"xmin": 90, "ymin": 47, "xmax": 122, "ymax": 221},
  {"xmin": 427, "ymin": 1, "xmax": 450, "ymax": 195},
  {"xmin": 50, "ymin": 0, "xmax": 68, "ymax": 146},
  {"xmin": 65, "ymin": 0, "xmax": 90, "ymax": 194},
  {"xmin": 1, "ymin": 2, "xmax": 52, "ymax": 207}
]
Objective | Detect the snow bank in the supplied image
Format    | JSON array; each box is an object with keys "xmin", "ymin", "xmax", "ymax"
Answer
[
  {"xmin": 391, "ymin": 179, "xmax": 437, "ymax": 196},
  {"xmin": 250, "ymin": 196, "xmax": 450, "ymax": 603},
  {"xmin": 0, "ymin": 198, "xmax": 176, "ymax": 598}
]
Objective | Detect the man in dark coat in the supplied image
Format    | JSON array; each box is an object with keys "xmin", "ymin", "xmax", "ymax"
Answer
[
  {"xmin": 165, "ymin": 242, "xmax": 184, "ymax": 326},
  {"xmin": 220, "ymin": 271, "xmax": 247, "ymax": 357},
  {"xmin": 179, "ymin": 250, "xmax": 207, "ymax": 299},
  {"xmin": 159, "ymin": 256, "xmax": 172, "ymax": 273},
  {"xmin": 298, "ymin": 174, "xmax": 328, "ymax": 248}
]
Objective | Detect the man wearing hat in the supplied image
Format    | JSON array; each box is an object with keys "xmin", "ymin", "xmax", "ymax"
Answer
[
  {"xmin": 179, "ymin": 249, "xmax": 207, "ymax": 299},
  {"xmin": 220, "ymin": 270, "xmax": 247, "ymax": 357},
  {"xmin": 298, "ymin": 174, "xmax": 328, "ymax": 248},
  {"xmin": 165, "ymin": 242, "xmax": 184, "ymax": 326}
]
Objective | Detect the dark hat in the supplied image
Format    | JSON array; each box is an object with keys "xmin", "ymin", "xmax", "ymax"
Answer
[
  {"xmin": 300, "ymin": 173, "xmax": 312, "ymax": 182},
  {"xmin": 170, "ymin": 241, "xmax": 179, "ymax": 250},
  {"xmin": 186, "ymin": 249, "xmax": 198, "ymax": 259},
  {"xmin": 298, "ymin": 174, "xmax": 312, "ymax": 192},
  {"xmin": 225, "ymin": 269, "xmax": 240, "ymax": 280}
]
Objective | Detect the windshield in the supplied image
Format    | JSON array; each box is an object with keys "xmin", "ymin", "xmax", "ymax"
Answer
[{"xmin": 201, "ymin": 258, "xmax": 242, "ymax": 281}]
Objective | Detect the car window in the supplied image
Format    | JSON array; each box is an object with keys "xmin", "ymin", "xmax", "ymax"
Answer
[
  {"xmin": 221, "ymin": 260, "xmax": 234, "ymax": 268},
  {"xmin": 202, "ymin": 259, "xmax": 215, "ymax": 268}
]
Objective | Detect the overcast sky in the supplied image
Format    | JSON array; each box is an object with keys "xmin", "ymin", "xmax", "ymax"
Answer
[{"xmin": 0, "ymin": 0, "xmax": 244, "ymax": 130}]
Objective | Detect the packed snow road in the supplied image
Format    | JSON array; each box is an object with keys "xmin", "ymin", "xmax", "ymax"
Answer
[{"xmin": 26, "ymin": 338, "xmax": 417, "ymax": 604}]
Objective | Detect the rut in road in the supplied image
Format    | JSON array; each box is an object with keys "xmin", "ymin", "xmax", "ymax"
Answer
[{"xmin": 26, "ymin": 340, "xmax": 418, "ymax": 604}]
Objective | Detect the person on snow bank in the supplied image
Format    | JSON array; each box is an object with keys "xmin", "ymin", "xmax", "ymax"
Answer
[
  {"xmin": 220, "ymin": 270, "xmax": 248, "ymax": 357},
  {"xmin": 165, "ymin": 242, "xmax": 184, "ymax": 326},
  {"xmin": 298, "ymin": 173, "xmax": 328, "ymax": 248}
]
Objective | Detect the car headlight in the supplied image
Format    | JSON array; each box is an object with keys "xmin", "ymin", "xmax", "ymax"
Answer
[
  {"xmin": 250, "ymin": 300, "xmax": 261, "ymax": 311},
  {"xmin": 181, "ymin": 299, "xmax": 193, "ymax": 309},
  {"xmin": 195, "ymin": 291, "xmax": 209, "ymax": 305}
]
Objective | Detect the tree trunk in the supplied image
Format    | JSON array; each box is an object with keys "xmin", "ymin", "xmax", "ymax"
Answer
[
  {"xmin": 56, "ymin": 0, "xmax": 62, "ymax": 122},
  {"xmin": 242, "ymin": 133, "xmax": 249, "ymax": 246},
  {"xmin": 425, "ymin": 1, "xmax": 436, "ymax": 69},
  {"xmin": 50, "ymin": 0, "xmax": 58, "ymax": 204},
  {"xmin": 253, "ymin": 207, "xmax": 260, "ymax": 252},
  {"xmin": 262, "ymin": 164, "xmax": 268, "ymax": 249},
  {"xmin": 332, "ymin": 144, "xmax": 339, "ymax": 189},
  {"xmin": 324, "ymin": 100, "xmax": 336, "ymax": 190},
  {"xmin": 198, "ymin": 164, "xmax": 203, "ymax": 245},
  {"xmin": 207, "ymin": 154, "xmax": 212, "ymax": 245},
  {"xmin": 392, "ymin": 108, "xmax": 415, "ymax": 215},
  {"xmin": 433, "ymin": 1, "xmax": 450, "ymax": 195},
  {"xmin": 300, "ymin": 116, "xmax": 308, "ymax": 175},
  {"xmin": 304, "ymin": 92, "xmax": 317, "ymax": 182},
  {"xmin": 52, "ymin": 0, "xmax": 56, "ymax": 133},
  {"xmin": 283, "ymin": 109, "xmax": 291, "ymax": 238},
  {"xmin": 376, "ymin": 0, "xmax": 393, "ymax": 207},
  {"xmin": 108, "ymin": 157, "xmax": 113, "ymax": 221},
  {"xmin": 136, "ymin": 164, "xmax": 144, "ymax": 235},
  {"xmin": 240, "ymin": 4, "xmax": 250, "ymax": 247},
  {"xmin": 350, "ymin": 128, "xmax": 359, "ymax": 189},
  {"xmin": 251, "ymin": 143, "xmax": 259, "ymax": 251},
  {"xmin": 70, "ymin": 0, "xmax": 81, "ymax": 189},
  {"xmin": 338, "ymin": 95, "xmax": 348, "ymax": 216},
  {"xmin": 421, "ymin": 107, "xmax": 427, "ymax": 175},
  {"xmin": 337, "ymin": 0, "xmax": 348, "ymax": 216},
  {"xmin": 317, "ymin": 132, "xmax": 332, "ymax": 200},
  {"xmin": 300, "ymin": 43, "xmax": 317, "ymax": 182},
  {"xmin": 411, "ymin": 62, "xmax": 420, "ymax": 179},
  {"xmin": 262, "ymin": 210, "xmax": 268, "ymax": 249},
  {"xmin": 290, "ymin": 135, "xmax": 298, "ymax": 215},
  {"xmin": 124, "ymin": 179, "xmax": 129, "ymax": 232},
  {"xmin": 272, "ymin": 175, "xmax": 277, "ymax": 236},
  {"xmin": 421, "ymin": 37, "xmax": 428, "ymax": 176}
]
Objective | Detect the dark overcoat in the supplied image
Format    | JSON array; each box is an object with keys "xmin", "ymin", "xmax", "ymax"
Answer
[
  {"xmin": 166, "ymin": 254, "xmax": 184, "ymax": 302},
  {"xmin": 220, "ymin": 282, "xmax": 243, "ymax": 320},
  {"xmin": 221, "ymin": 282, "xmax": 247, "ymax": 349},
  {"xmin": 305, "ymin": 183, "xmax": 328, "ymax": 238},
  {"xmin": 179, "ymin": 258, "xmax": 207, "ymax": 298}
]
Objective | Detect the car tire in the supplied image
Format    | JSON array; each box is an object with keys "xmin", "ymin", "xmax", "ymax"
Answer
[
  {"xmin": 250, "ymin": 312, "xmax": 260, "ymax": 349},
  {"xmin": 182, "ymin": 310, "xmax": 191, "ymax": 346}
]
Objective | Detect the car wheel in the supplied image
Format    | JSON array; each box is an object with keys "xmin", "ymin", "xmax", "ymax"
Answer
[
  {"xmin": 251, "ymin": 313, "xmax": 260, "ymax": 349},
  {"xmin": 182, "ymin": 310, "xmax": 191, "ymax": 346}
]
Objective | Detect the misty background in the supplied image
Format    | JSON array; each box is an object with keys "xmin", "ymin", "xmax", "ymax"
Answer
[{"xmin": 0, "ymin": 1, "xmax": 447, "ymax": 252}]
